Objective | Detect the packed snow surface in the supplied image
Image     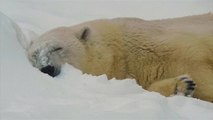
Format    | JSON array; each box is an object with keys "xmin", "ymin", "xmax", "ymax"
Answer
[{"xmin": 0, "ymin": 0, "xmax": 213, "ymax": 120}]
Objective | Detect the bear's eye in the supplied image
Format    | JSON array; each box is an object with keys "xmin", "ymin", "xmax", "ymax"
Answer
[
  {"xmin": 54, "ymin": 47, "xmax": 62, "ymax": 51},
  {"xmin": 52, "ymin": 47, "xmax": 63, "ymax": 52}
]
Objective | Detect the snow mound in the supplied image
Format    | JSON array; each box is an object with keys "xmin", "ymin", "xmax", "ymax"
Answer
[{"xmin": 1, "ymin": 1, "xmax": 213, "ymax": 120}]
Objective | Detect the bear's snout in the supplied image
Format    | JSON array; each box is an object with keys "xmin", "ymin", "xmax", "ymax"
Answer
[{"xmin": 40, "ymin": 65, "xmax": 60, "ymax": 77}]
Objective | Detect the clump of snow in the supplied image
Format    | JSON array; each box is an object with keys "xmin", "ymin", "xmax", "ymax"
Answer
[{"xmin": 1, "ymin": 0, "xmax": 213, "ymax": 120}]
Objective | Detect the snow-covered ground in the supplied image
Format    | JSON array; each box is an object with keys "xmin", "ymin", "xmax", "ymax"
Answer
[{"xmin": 0, "ymin": 0, "xmax": 213, "ymax": 120}]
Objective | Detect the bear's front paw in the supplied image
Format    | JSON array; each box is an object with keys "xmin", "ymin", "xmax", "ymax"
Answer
[{"xmin": 174, "ymin": 75, "xmax": 196, "ymax": 97}]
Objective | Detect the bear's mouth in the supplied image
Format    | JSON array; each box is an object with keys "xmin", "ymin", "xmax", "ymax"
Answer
[{"xmin": 40, "ymin": 65, "xmax": 60, "ymax": 77}]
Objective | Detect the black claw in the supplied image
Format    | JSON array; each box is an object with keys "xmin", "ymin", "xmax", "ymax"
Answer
[
  {"xmin": 184, "ymin": 93, "xmax": 189, "ymax": 96},
  {"xmin": 188, "ymin": 83, "xmax": 196, "ymax": 86},
  {"xmin": 185, "ymin": 80, "xmax": 193, "ymax": 84},
  {"xmin": 187, "ymin": 87, "xmax": 195, "ymax": 90},
  {"xmin": 176, "ymin": 76, "xmax": 196, "ymax": 97},
  {"xmin": 180, "ymin": 77, "xmax": 188, "ymax": 80},
  {"xmin": 184, "ymin": 90, "xmax": 193, "ymax": 96}
]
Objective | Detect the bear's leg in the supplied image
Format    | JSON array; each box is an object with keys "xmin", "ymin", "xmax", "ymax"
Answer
[
  {"xmin": 147, "ymin": 75, "xmax": 196, "ymax": 97},
  {"xmin": 189, "ymin": 69, "xmax": 213, "ymax": 102}
]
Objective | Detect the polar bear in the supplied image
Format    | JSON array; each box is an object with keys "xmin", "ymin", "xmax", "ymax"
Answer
[{"xmin": 27, "ymin": 13, "xmax": 213, "ymax": 102}]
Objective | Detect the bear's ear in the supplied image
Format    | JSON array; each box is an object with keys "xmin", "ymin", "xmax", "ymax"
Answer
[{"xmin": 77, "ymin": 27, "xmax": 90, "ymax": 41}]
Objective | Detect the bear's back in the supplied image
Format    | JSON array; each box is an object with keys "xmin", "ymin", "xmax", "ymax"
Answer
[{"xmin": 112, "ymin": 13, "xmax": 213, "ymax": 36}]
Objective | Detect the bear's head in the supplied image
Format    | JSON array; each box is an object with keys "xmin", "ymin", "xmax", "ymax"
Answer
[{"xmin": 27, "ymin": 21, "xmax": 124, "ymax": 77}]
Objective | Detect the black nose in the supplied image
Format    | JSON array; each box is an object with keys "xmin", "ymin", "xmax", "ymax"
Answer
[{"xmin": 40, "ymin": 65, "xmax": 57, "ymax": 77}]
